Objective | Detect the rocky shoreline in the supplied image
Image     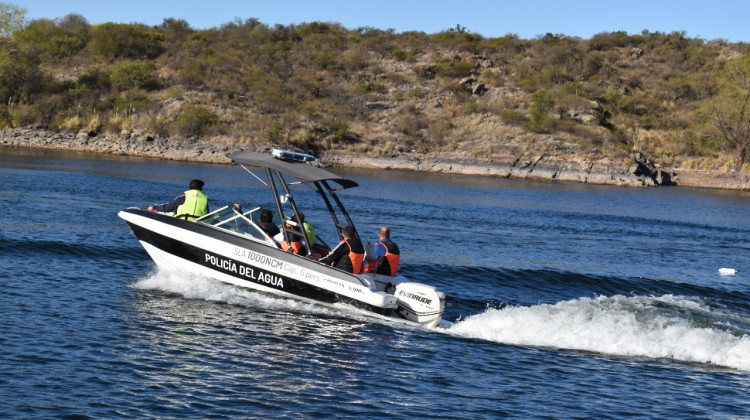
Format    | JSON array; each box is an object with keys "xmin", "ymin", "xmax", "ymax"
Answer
[{"xmin": 2, "ymin": 128, "xmax": 749, "ymax": 190}]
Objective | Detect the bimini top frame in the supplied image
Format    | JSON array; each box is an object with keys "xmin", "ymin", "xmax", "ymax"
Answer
[
  {"xmin": 228, "ymin": 151, "xmax": 361, "ymax": 257},
  {"xmin": 229, "ymin": 151, "xmax": 359, "ymax": 189}
]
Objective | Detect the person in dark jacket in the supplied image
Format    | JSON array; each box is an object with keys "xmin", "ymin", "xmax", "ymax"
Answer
[
  {"xmin": 319, "ymin": 226, "xmax": 364, "ymax": 274},
  {"xmin": 258, "ymin": 210, "xmax": 280, "ymax": 237},
  {"xmin": 148, "ymin": 179, "xmax": 209, "ymax": 221}
]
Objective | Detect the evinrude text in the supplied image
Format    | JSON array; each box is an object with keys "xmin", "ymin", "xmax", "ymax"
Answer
[{"xmin": 398, "ymin": 290, "xmax": 432, "ymax": 305}]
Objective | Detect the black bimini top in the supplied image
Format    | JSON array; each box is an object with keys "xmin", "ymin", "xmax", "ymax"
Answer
[{"xmin": 229, "ymin": 151, "xmax": 359, "ymax": 189}]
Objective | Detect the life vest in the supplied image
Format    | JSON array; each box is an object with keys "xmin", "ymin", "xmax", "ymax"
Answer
[
  {"xmin": 303, "ymin": 221, "xmax": 316, "ymax": 245},
  {"xmin": 330, "ymin": 238, "xmax": 364, "ymax": 274},
  {"xmin": 347, "ymin": 239, "xmax": 365, "ymax": 274},
  {"xmin": 174, "ymin": 190, "xmax": 208, "ymax": 221},
  {"xmin": 376, "ymin": 240, "xmax": 400, "ymax": 277},
  {"xmin": 281, "ymin": 239, "xmax": 304, "ymax": 255}
]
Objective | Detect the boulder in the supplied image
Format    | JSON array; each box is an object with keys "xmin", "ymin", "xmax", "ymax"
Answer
[
  {"xmin": 631, "ymin": 150, "xmax": 676, "ymax": 186},
  {"xmin": 458, "ymin": 76, "xmax": 477, "ymax": 86}
]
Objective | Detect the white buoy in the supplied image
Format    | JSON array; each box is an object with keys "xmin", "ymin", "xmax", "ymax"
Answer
[{"xmin": 718, "ymin": 268, "xmax": 737, "ymax": 276}]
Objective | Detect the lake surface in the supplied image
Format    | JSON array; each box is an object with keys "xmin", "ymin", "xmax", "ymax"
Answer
[{"xmin": 1, "ymin": 147, "xmax": 749, "ymax": 418}]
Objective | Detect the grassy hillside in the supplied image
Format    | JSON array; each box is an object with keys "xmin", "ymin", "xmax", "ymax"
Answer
[{"xmin": 2, "ymin": 12, "xmax": 750, "ymax": 172}]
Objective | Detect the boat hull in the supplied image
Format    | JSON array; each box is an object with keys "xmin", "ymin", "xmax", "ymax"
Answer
[{"xmin": 119, "ymin": 209, "xmax": 397, "ymax": 316}]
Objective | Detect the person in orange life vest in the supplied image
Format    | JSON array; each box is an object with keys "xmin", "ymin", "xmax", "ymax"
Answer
[
  {"xmin": 278, "ymin": 212, "xmax": 314, "ymax": 255},
  {"xmin": 318, "ymin": 225, "xmax": 364, "ymax": 274},
  {"xmin": 370, "ymin": 226, "xmax": 400, "ymax": 276},
  {"xmin": 148, "ymin": 179, "xmax": 209, "ymax": 221}
]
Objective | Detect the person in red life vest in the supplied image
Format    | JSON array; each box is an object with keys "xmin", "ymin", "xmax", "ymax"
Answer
[
  {"xmin": 148, "ymin": 179, "xmax": 209, "ymax": 221},
  {"xmin": 318, "ymin": 225, "xmax": 364, "ymax": 274},
  {"xmin": 371, "ymin": 226, "xmax": 400, "ymax": 276}
]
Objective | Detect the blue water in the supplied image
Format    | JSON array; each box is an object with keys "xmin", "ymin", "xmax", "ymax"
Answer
[{"xmin": 1, "ymin": 147, "xmax": 749, "ymax": 418}]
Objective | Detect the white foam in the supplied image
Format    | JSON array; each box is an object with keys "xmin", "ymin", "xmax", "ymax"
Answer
[
  {"xmin": 132, "ymin": 268, "xmax": 331, "ymax": 315},
  {"xmin": 133, "ymin": 270, "xmax": 750, "ymax": 371},
  {"xmin": 447, "ymin": 294, "xmax": 750, "ymax": 372}
]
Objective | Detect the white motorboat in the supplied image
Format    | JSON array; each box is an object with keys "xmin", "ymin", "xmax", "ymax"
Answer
[{"xmin": 119, "ymin": 150, "xmax": 446, "ymax": 327}]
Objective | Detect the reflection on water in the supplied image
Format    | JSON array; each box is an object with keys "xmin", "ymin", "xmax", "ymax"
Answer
[{"xmin": 129, "ymin": 269, "xmax": 401, "ymax": 396}]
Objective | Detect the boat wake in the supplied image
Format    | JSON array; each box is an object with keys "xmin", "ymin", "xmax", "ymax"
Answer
[
  {"xmin": 446, "ymin": 294, "xmax": 750, "ymax": 372},
  {"xmin": 132, "ymin": 268, "xmax": 335, "ymax": 317},
  {"xmin": 132, "ymin": 269, "xmax": 750, "ymax": 372}
]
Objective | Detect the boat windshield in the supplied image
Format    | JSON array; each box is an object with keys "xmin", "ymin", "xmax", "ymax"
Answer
[{"xmin": 198, "ymin": 206, "xmax": 278, "ymax": 244}]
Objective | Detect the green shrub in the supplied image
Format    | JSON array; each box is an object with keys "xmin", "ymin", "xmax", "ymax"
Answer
[
  {"xmin": 405, "ymin": 88, "xmax": 425, "ymax": 99},
  {"xmin": 415, "ymin": 140, "xmax": 434, "ymax": 153},
  {"xmin": 113, "ymin": 89, "xmax": 156, "ymax": 114},
  {"xmin": 266, "ymin": 122, "xmax": 286, "ymax": 143},
  {"xmin": 60, "ymin": 115, "xmax": 83, "ymax": 131},
  {"xmin": 427, "ymin": 118, "xmax": 451, "ymax": 143},
  {"xmin": 392, "ymin": 49, "xmax": 409, "ymax": 61},
  {"xmin": 500, "ymin": 109, "xmax": 527, "ymax": 125},
  {"xmin": 329, "ymin": 120, "xmax": 350, "ymax": 142},
  {"xmin": 522, "ymin": 118, "xmax": 555, "ymax": 133},
  {"xmin": 463, "ymin": 100, "xmax": 482, "ymax": 114},
  {"xmin": 174, "ymin": 104, "xmax": 218, "ymax": 137},
  {"xmin": 0, "ymin": 106, "xmax": 12, "ymax": 128},
  {"xmin": 86, "ymin": 114, "xmax": 104, "ymax": 133},
  {"xmin": 9, "ymin": 105, "xmax": 41, "ymax": 127},
  {"xmin": 289, "ymin": 128, "xmax": 313, "ymax": 145},
  {"xmin": 396, "ymin": 112, "xmax": 427, "ymax": 135},
  {"xmin": 449, "ymin": 61, "xmax": 475, "ymax": 77},
  {"xmin": 478, "ymin": 69, "xmax": 504, "ymax": 87},
  {"xmin": 145, "ymin": 117, "xmax": 171, "ymax": 137},
  {"xmin": 352, "ymin": 80, "xmax": 387, "ymax": 94},
  {"xmin": 385, "ymin": 72, "xmax": 406, "ymax": 85},
  {"xmin": 110, "ymin": 60, "xmax": 159, "ymax": 91}
]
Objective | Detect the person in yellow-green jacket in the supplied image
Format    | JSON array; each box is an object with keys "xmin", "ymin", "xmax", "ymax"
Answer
[{"xmin": 148, "ymin": 179, "xmax": 209, "ymax": 221}]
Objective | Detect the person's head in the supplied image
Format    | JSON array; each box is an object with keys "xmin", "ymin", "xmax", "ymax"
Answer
[
  {"xmin": 297, "ymin": 212, "xmax": 305, "ymax": 223},
  {"xmin": 342, "ymin": 225, "xmax": 356, "ymax": 239},
  {"xmin": 260, "ymin": 210, "xmax": 273, "ymax": 223},
  {"xmin": 189, "ymin": 179, "xmax": 204, "ymax": 191},
  {"xmin": 378, "ymin": 226, "xmax": 390, "ymax": 239}
]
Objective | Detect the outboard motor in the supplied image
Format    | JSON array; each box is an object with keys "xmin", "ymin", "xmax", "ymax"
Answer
[{"xmin": 394, "ymin": 282, "xmax": 445, "ymax": 328}]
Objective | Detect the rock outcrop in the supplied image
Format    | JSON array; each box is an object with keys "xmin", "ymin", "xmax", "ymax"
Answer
[
  {"xmin": 322, "ymin": 153, "xmax": 657, "ymax": 188},
  {"xmin": 631, "ymin": 150, "xmax": 676, "ymax": 186},
  {"xmin": 0, "ymin": 128, "xmax": 236, "ymax": 164},
  {"xmin": 2, "ymin": 128, "xmax": 749, "ymax": 190}
]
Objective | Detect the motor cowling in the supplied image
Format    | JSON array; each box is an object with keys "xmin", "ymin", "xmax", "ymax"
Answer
[{"xmin": 394, "ymin": 282, "xmax": 445, "ymax": 328}]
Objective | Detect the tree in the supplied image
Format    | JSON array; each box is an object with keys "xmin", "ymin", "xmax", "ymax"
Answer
[
  {"xmin": 0, "ymin": 2, "xmax": 25, "ymax": 38},
  {"xmin": 89, "ymin": 23, "xmax": 165, "ymax": 59},
  {"xmin": 530, "ymin": 89, "xmax": 555, "ymax": 124},
  {"xmin": 0, "ymin": 47, "xmax": 42, "ymax": 103},
  {"xmin": 12, "ymin": 16, "xmax": 88, "ymax": 59},
  {"xmin": 710, "ymin": 56, "xmax": 750, "ymax": 171}
]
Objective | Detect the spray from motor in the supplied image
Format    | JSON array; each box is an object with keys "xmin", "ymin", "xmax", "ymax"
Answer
[{"xmin": 447, "ymin": 294, "xmax": 750, "ymax": 372}]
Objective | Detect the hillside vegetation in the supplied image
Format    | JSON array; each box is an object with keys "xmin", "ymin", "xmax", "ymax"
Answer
[{"xmin": 3, "ymin": 6, "xmax": 750, "ymax": 172}]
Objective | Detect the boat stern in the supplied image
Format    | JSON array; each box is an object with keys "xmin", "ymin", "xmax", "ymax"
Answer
[{"xmin": 394, "ymin": 282, "xmax": 445, "ymax": 328}]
